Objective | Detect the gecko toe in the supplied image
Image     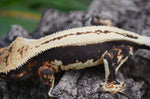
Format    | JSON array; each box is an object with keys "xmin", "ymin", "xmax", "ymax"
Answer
[{"xmin": 101, "ymin": 81, "xmax": 126, "ymax": 94}]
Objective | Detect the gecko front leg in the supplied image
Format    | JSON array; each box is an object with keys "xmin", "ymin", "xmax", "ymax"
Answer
[
  {"xmin": 101, "ymin": 45, "xmax": 134, "ymax": 93},
  {"xmin": 38, "ymin": 62, "xmax": 59, "ymax": 99}
]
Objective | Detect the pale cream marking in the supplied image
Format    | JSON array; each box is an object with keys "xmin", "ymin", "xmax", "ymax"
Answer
[
  {"xmin": 115, "ymin": 46, "xmax": 134, "ymax": 74},
  {"xmin": 48, "ymin": 77, "xmax": 55, "ymax": 97},
  {"xmin": 16, "ymin": 71, "xmax": 27, "ymax": 77},
  {"xmin": 129, "ymin": 46, "xmax": 134, "ymax": 55},
  {"xmin": 140, "ymin": 36, "xmax": 150, "ymax": 48},
  {"xmin": 115, "ymin": 56, "xmax": 129, "ymax": 74},
  {"xmin": 76, "ymin": 60, "xmax": 79, "ymax": 62},
  {"xmin": 117, "ymin": 56, "xmax": 122, "ymax": 64},
  {"xmin": 100, "ymin": 19, "xmax": 113, "ymax": 26},
  {"xmin": 52, "ymin": 58, "xmax": 103, "ymax": 71},
  {"xmin": 103, "ymin": 59, "xmax": 110, "ymax": 82},
  {"xmin": 44, "ymin": 75, "xmax": 47, "ymax": 78},
  {"xmin": 17, "ymin": 73, "xmax": 24, "ymax": 77},
  {"xmin": 117, "ymin": 50, "xmax": 123, "ymax": 64},
  {"xmin": 0, "ymin": 26, "xmax": 149, "ymax": 73}
]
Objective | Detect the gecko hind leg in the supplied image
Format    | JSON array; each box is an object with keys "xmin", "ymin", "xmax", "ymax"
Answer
[
  {"xmin": 38, "ymin": 65, "xmax": 59, "ymax": 99},
  {"xmin": 101, "ymin": 45, "xmax": 134, "ymax": 93}
]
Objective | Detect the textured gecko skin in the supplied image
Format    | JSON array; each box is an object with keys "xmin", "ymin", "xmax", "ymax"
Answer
[{"xmin": 0, "ymin": 24, "xmax": 150, "ymax": 98}]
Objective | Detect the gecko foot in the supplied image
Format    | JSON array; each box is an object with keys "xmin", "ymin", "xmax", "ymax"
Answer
[{"xmin": 101, "ymin": 81, "xmax": 126, "ymax": 93}]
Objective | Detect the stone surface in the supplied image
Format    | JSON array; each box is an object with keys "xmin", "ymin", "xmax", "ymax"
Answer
[
  {"xmin": 0, "ymin": 25, "xmax": 29, "ymax": 47},
  {"xmin": 0, "ymin": 0, "xmax": 150, "ymax": 99}
]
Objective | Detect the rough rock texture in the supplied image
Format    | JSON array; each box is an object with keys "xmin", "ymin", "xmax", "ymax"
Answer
[
  {"xmin": 0, "ymin": 25, "xmax": 29, "ymax": 47},
  {"xmin": 0, "ymin": 0, "xmax": 150, "ymax": 99}
]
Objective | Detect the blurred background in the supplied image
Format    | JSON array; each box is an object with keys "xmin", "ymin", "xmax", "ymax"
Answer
[{"xmin": 0, "ymin": 0, "xmax": 92, "ymax": 37}]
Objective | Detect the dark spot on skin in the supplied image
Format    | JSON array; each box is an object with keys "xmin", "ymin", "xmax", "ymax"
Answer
[
  {"xmin": 111, "ymin": 31, "xmax": 138, "ymax": 39},
  {"xmin": 36, "ymin": 33, "xmax": 75, "ymax": 48},
  {"xmin": 126, "ymin": 34, "xmax": 138, "ymax": 39},
  {"xmin": 17, "ymin": 46, "xmax": 29, "ymax": 58},
  {"xmin": 95, "ymin": 30, "xmax": 102, "ymax": 33},
  {"xmin": 5, "ymin": 55, "xmax": 9, "ymax": 66},
  {"xmin": 9, "ymin": 45, "xmax": 13, "ymax": 52},
  {"xmin": 24, "ymin": 46, "xmax": 29, "ymax": 53},
  {"xmin": 76, "ymin": 32, "xmax": 82, "ymax": 35},
  {"xmin": 5, "ymin": 44, "xmax": 14, "ymax": 66},
  {"xmin": 17, "ymin": 46, "xmax": 25, "ymax": 57},
  {"xmin": 84, "ymin": 31, "xmax": 92, "ymax": 34},
  {"xmin": 104, "ymin": 30, "xmax": 110, "ymax": 34}
]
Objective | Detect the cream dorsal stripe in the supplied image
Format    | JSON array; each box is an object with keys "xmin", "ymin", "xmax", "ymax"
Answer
[{"xmin": 0, "ymin": 26, "xmax": 150, "ymax": 73}]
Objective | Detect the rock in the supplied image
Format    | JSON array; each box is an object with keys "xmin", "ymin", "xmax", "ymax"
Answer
[
  {"xmin": 32, "ymin": 9, "xmax": 86, "ymax": 37},
  {"xmin": 0, "ymin": 25, "xmax": 29, "ymax": 47}
]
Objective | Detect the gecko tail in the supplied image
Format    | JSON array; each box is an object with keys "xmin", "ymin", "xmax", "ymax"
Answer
[{"xmin": 140, "ymin": 36, "xmax": 150, "ymax": 50}]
